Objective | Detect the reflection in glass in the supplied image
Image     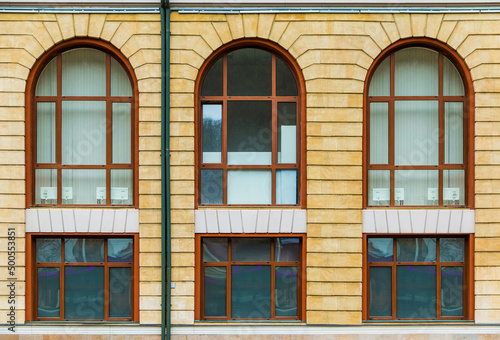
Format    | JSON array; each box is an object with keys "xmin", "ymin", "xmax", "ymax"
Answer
[
  {"xmin": 368, "ymin": 238, "xmax": 393, "ymax": 262},
  {"xmin": 228, "ymin": 48, "xmax": 271, "ymax": 96},
  {"xmin": 397, "ymin": 238, "xmax": 436, "ymax": 262},
  {"xmin": 395, "ymin": 47, "xmax": 438, "ymax": 96},
  {"xmin": 395, "ymin": 170, "xmax": 439, "ymax": 206},
  {"xmin": 108, "ymin": 239, "xmax": 133, "ymax": 262},
  {"xmin": 275, "ymin": 238, "xmax": 300, "ymax": 262},
  {"xmin": 201, "ymin": 57, "xmax": 223, "ymax": 96},
  {"xmin": 232, "ymin": 238, "xmax": 271, "ymax": 262},
  {"xmin": 203, "ymin": 238, "xmax": 228, "ymax": 262},
  {"xmin": 368, "ymin": 170, "xmax": 390, "ymax": 205},
  {"xmin": 62, "ymin": 169, "xmax": 106, "ymax": 205},
  {"xmin": 441, "ymin": 266, "xmax": 463, "ymax": 317},
  {"xmin": 231, "ymin": 265, "xmax": 271, "ymax": 319},
  {"xmin": 276, "ymin": 170, "xmax": 298, "ymax": 205},
  {"xmin": 278, "ymin": 103, "xmax": 297, "ymax": 164},
  {"xmin": 440, "ymin": 238, "xmax": 465, "ymax": 262},
  {"xmin": 275, "ymin": 266, "xmax": 297, "ymax": 317},
  {"xmin": 396, "ymin": 265, "xmax": 436, "ymax": 318},
  {"xmin": 369, "ymin": 267, "xmax": 392, "ymax": 317},
  {"xmin": 370, "ymin": 102, "xmax": 389, "ymax": 164},
  {"xmin": 109, "ymin": 267, "xmax": 132, "ymax": 318},
  {"xmin": 112, "ymin": 103, "xmax": 131, "ymax": 164},
  {"xmin": 64, "ymin": 266, "xmax": 104, "ymax": 319},
  {"xmin": 62, "ymin": 48, "xmax": 106, "ymax": 96},
  {"xmin": 202, "ymin": 104, "xmax": 222, "ymax": 163},
  {"xmin": 227, "ymin": 170, "xmax": 271, "ymax": 205},
  {"xmin": 36, "ymin": 238, "xmax": 61, "ymax": 263},
  {"xmin": 37, "ymin": 102, "xmax": 56, "ymax": 163},
  {"xmin": 205, "ymin": 267, "xmax": 227, "ymax": 317},
  {"xmin": 65, "ymin": 238, "xmax": 104, "ymax": 263},
  {"xmin": 38, "ymin": 267, "xmax": 60, "ymax": 317},
  {"xmin": 200, "ymin": 169, "xmax": 223, "ymax": 205},
  {"xmin": 276, "ymin": 57, "xmax": 298, "ymax": 96}
]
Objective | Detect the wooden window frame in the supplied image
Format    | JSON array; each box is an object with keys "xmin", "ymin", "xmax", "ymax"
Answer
[
  {"xmin": 26, "ymin": 233, "xmax": 140, "ymax": 322},
  {"xmin": 195, "ymin": 234, "xmax": 307, "ymax": 321},
  {"xmin": 25, "ymin": 38, "xmax": 139, "ymax": 208},
  {"xmin": 195, "ymin": 39, "xmax": 307, "ymax": 208},
  {"xmin": 362, "ymin": 234, "xmax": 474, "ymax": 321},
  {"xmin": 363, "ymin": 38, "xmax": 475, "ymax": 208}
]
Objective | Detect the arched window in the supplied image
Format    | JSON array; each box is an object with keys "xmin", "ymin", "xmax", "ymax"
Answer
[
  {"xmin": 27, "ymin": 40, "xmax": 137, "ymax": 207},
  {"xmin": 365, "ymin": 40, "xmax": 473, "ymax": 207},
  {"xmin": 196, "ymin": 40, "xmax": 305, "ymax": 207}
]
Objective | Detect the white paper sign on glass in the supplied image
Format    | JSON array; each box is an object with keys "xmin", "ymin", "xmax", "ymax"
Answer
[
  {"xmin": 41, "ymin": 187, "xmax": 57, "ymax": 200},
  {"xmin": 373, "ymin": 188, "xmax": 390, "ymax": 201},
  {"xmin": 394, "ymin": 188, "xmax": 405, "ymax": 201},
  {"xmin": 111, "ymin": 187, "xmax": 129, "ymax": 200},
  {"xmin": 96, "ymin": 187, "xmax": 106, "ymax": 200},
  {"xmin": 444, "ymin": 188, "xmax": 460, "ymax": 201},
  {"xmin": 428, "ymin": 188, "xmax": 438, "ymax": 201},
  {"xmin": 62, "ymin": 187, "xmax": 73, "ymax": 200}
]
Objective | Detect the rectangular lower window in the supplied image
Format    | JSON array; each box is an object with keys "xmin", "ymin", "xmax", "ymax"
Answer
[
  {"xmin": 200, "ymin": 236, "xmax": 304, "ymax": 320},
  {"xmin": 366, "ymin": 236, "xmax": 470, "ymax": 320},
  {"xmin": 34, "ymin": 236, "xmax": 135, "ymax": 321}
]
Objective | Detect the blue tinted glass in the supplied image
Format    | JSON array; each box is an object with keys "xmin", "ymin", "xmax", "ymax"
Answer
[
  {"xmin": 64, "ymin": 266, "xmax": 104, "ymax": 319},
  {"xmin": 369, "ymin": 267, "xmax": 392, "ymax": 317},
  {"xmin": 204, "ymin": 267, "xmax": 227, "ymax": 317},
  {"xmin": 109, "ymin": 267, "xmax": 132, "ymax": 318},
  {"xmin": 275, "ymin": 266, "xmax": 297, "ymax": 317},
  {"xmin": 38, "ymin": 267, "xmax": 60, "ymax": 318},
  {"xmin": 397, "ymin": 265, "xmax": 436, "ymax": 318},
  {"xmin": 368, "ymin": 238, "xmax": 393, "ymax": 262},
  {"xmin": 441, "ymin": 266, "xmax": 463, "ymax": 317},
  {"xmin": 231, "ymin": 265, "xmax": 271, "ymax": 319}
]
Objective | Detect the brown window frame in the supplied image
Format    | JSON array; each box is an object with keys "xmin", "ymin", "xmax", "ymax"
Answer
[
  {"xmin": 195, "ymin": 39, "xmax": 307, "ymax": 208},
  {"xmin": 26, "ymin": 233, "xmax": 140, "ymax": 322},
  {"xmin": 195, "ymin": 234, "xmax": 307, "ymax": 321},
  {"xmin": 362, "ymin": 234, "xmax": 474, "ymax": 321},
  {"xmin": 25, "ymin": 38, "xmax": 139, "ymax": 208},
  {"xmin": 363, "ymin": 38, "xmax": 475, "ymax": 208}
]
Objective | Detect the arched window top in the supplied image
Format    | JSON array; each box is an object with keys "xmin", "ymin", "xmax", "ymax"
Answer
[
  {"xmin": 365, "ymin": 41, "xmax": 473, "ymax": 208},
  {"xmin": 196, "ymin": 40, "xmax": 305, "ymax": 207}
]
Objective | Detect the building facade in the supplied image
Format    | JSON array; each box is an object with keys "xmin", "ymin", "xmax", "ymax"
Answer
[{"xmin": 1, "ymin": 0, "xmax": 500, "ymax": 338}]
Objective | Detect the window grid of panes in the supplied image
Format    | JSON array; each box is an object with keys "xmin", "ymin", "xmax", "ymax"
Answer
[
  {"xmin": 34, "ymin": 236, "xmax": 135, "ymax": 321},
  {"xmin": 367, "ymin": 236, "xmax": 469, "ymax": 320},
  {"xmin": 33, "ymin": 47, "xmax": 135, "ymax": 206},
  {"xmin": 199, "ymin": 47, "xmax": 301, "ymax": 206},
  {"xmin": 367, "ymin": 47, "xmax": 467, "ymax": 207},
  {"xmin": 201, "ymin": 236, "xmax": 303, "ymax": 320}
]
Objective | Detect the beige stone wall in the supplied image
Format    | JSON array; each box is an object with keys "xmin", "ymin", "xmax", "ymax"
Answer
[
  {"xmin": 0, "ymin": 13, "xmax": 162, "ymax": 324},
  {"xmin": 170, "ymin": 11, "xmax": 500, "ymax": 325}
]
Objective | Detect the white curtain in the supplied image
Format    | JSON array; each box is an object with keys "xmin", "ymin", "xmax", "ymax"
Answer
[{"xmin": 395, "ymin": 48, "xmax": 438, "ymax": 96}]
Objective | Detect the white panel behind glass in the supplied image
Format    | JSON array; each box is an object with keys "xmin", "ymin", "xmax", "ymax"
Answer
[{"xmin": 227, "ymin": 170, "xmax": 271, "ymax": 204}]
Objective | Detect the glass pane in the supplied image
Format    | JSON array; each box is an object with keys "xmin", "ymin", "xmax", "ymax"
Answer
[
  {"xmin": 445, "ymin": 102, "xmax": 464, "ymax": 164},
  {"xmin": 203, "ymin": 238, "xmax": 228, "ymax": 262},
  {"xmin": 111, "ymin": 169, "xmax": 133, "ymax": 205},
  {"xmin": 62, "ymin": 169, "xmax": 106, "ymax": 205},
  {"xmin": 395, "ymin": 101, "xmax": 439, "ymax": 166},
  {"xmin": 395, "ymin": 170, "xmax": 439, "ymax": 206},
  {"xmin": 443, "ymin": 56, "xmax": 465, "ymax": 96},
  {"xmin": 444, "ymin": 170, "xmax": 465, "ymax": 206},
  {"xmin": 276, "ymin": 57, "xmax": 297, "ymax": 96},
  {"xmin": 201, "ymin": 57, "xmax": 223, "ymax": 96},
  {"xmin": 368, "ymin": 238, "xmax": 393, "ymax": 262},
  {"xmin": 231, "ymin": 265, "xmax": 271, "ymax": 319},
  {"xmin": 65, "ymin": 238, "xmax": 104, "ymax": 263},
  {"xmin": 200, "ymin": 169, "xmax": 223, "ymax": 205},
  {"xmin": 232, "ymin": 238, "xmax": 271, "ymax": 262},
  {"xmin": 37, "ymin": 102, "xmax": 56, "ymax": 163},
  {"xmin": 227, "ymin": 170, "xmax": 271, "ymax": 204},
  {"xmin": 368, "ymin": 56, "xmax": 390, "ymax": 96},
  {"xmin": 62, "ymin": 101, "xmax": 106, "ymax": 165},
  {"xmin": 275, "ymin": 238, "xmax": 300, "ymax": 262},
  {"xmin": 108, "ymin": 239, "xmax": 133, "ymax": 263},
  {"xmin": 369, "ymin": 267, "xmax": 392, "ymax": 317},
  {"xmin": 36, "ymin": 56, "xmax": 57, "ymax": 96},
  {"xmin": 276, "ymin": 170, "xmax": 298, "ymax": 205},
  {"xmin": 62, "ymin": 48, "xmax": 106, "ymax": 96},
  {"xmin": 64, "ymin": 266, "xmax": 104, "ymax": 319},
  {"xmin": 36, "ymin": 238, "xmax": 61, "ymax": 263},
  {"xmin": 370, "ymin": 102, "xmax": 389, "ymax": 164},
  {"xmin": 368, "ymin": 170, "xmax": 390, "ymax": 206},
  {"xmin": 110, "ymin": 57, "xmax": 132, "ymax": 96},
  {"xmin": 440, "ymin": 238, "xmax": 465, "ymax": 262},
  {"xmin": 35, "ymin": 169, "xmax": 57, "ymax": 204},
  {"xmin": 202, "ymin": 104, "xmax": 222, "ymax": 163},
  {"xmin": 112, "ymin": 103, "xmax": 131, "ymax": 164},
  {"xmin": 395, "ymin": 47, "xmax": 438, "ymax": 96},
  {"xmin": 275, "ymin": 266, "xmax": 298, "ymax": 317},
  {"xmin": 396, "ymin": 265, "xmax": 436, "ymax": 318},
  {"xmin": 109, "ymin": 267, "xmax": 132, "ymax": 318},
  {"xmin": 441, "ymin": 266, "xmax": 464, "ymax": 317},
  {"xmin": 227, "ymin": 101, "xmax": 272, "ymax": 165},
  {"xmin": 204, "ymin": 267, "xmax": 226, "ymax": 317},
  {"xmin": 397, "ymin": 238, "xmax": 436, "ymax": 262},
  {"xmin": 228, "ymin": 48, "xmax": 271, "ymax": 96},
  {"xmin": 37, "ymin": 267, "xmax": 60, "ymax": 318},
  {"xmin": 278, "ymin": 103, "xmax": 297, "ymax": 164}
]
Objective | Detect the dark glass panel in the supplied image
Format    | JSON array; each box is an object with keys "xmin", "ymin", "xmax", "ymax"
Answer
[
  {"xmin": 204, "ymin": 267, "xmax": 227, "ymax": 317},
  {"xmin": 275, "ymin": 266, "xmax": 298, "ymax": 317},
  {"xmin": 201, "ymin": 57, "xmax": 223, "ymax": 96},
  {"xmin": 64, "ymin": 266, "xmax": 104, "ymax": 319},
  {"xmin": 441, "ymin": 266, "xmax": 463, "ymax": 317},
  {"xmin": 275, "ymin": 238, "xmax": 300, "ymax": 262},
  {"xmin": 228, "ymin": 48, "xmax": 272, "ymax": 96},
  {"xmin": 36, "ymin": 238, "xmax": 61, "ymax": 263},
  {"xmin": 397, "ymin": 238, "xmax": 436, "ymax": 262},
  {"xmin": 232, "ymin": 238, "xmax": 271, "ymax": 262},
  {"xmin": 200, "ymin": 169, "xmax": 223, "ymax": 205},
  {"xmin": 369, "ymin": 267, "xmax": 392, "ymax": 317},
  {"xmin": 37, "ymin": 267, "xmax": 60, "ymax": 318},
  {"xmin": 107, "ymin": 239, "xmax": 133, "ymax": 263},
  {"xmin": 368, "ymin": 238, "xmax": 393, "ymax": 262},
  {"xmin": 276, "ymin": 57, "xmax": 297, "ymax": 96},
  {"xmin": 231, "ymin": 265, "xmax": 271, "ymax": 319},
  {"xmin": 203, "ymin": 238, "xmax": 228, "ymax": 262},
  {"xmin": 440, "ymin": 238, "xmax": 465, "ymax": 262},
  {"xmin": 396, "ymin": 265, "xmax": 436, "ymax": 318},
  {"xmin": 109, "ymin": 267, "xmax": 132, "ymax": 318},
  {"xmin": 65, "ymin": 239, "xmax": 104, "ymax": 263}
]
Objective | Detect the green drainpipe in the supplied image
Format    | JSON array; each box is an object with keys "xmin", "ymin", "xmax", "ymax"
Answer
[{"xmin": 160, "ymin": 0, "xmax": 171, "ymax": 338}]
